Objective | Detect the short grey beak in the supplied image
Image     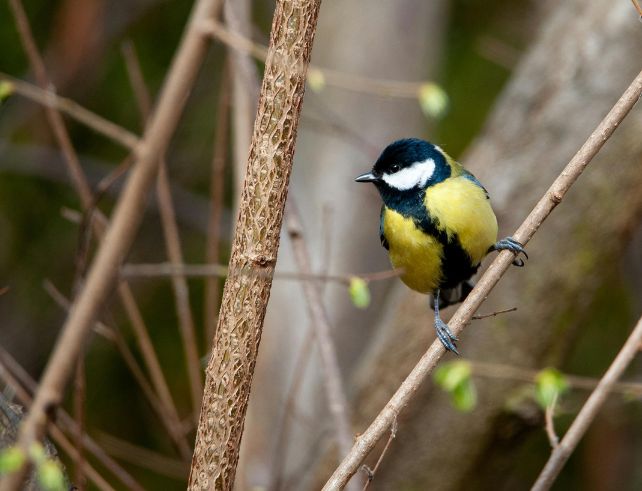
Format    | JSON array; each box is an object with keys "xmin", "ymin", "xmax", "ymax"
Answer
[{"xmin": 355, "ymin": 172, "xmax": 379, "ymax": 183}]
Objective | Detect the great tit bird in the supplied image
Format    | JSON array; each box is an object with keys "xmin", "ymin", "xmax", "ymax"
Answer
[{"xmin": 356, "ymin": 138, "xmax": 526, "ymax": 354}]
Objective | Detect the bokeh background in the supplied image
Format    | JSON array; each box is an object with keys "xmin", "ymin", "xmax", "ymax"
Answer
[{"xmin": 1, "ymin": 0, "xmax": 642, "ymax": 489}]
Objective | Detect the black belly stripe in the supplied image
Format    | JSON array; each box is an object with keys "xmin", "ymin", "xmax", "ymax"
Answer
[
  {"xmin": 380, "ymin": 189, "xmax": 480, "ymax": 289},
  {"xmin": 416, "ymin": 215, "xmax": 479, "ymax": 289}
]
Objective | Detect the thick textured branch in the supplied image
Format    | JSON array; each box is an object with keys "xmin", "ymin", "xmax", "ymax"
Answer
[{"xmin": 188, "ymin": 1, "xmax": 322, "ymax": 489}]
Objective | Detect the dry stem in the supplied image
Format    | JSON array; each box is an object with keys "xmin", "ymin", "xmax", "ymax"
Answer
[
  {"xmin": 285, "ymin": 200, "xmax": 357, "ymax": 489},
  {"xmin": 6, "ymin": 0, "xmax": 190, "ymax": 465},
  {"xmin": 204, "ymin": 59, "xmax": 231, "ymax": 345},
  {"xmin": 121, "ymin": 262, "xmax": 402, "ymax": 285},
  {"xmin": 544, "ymin": 394, "xmax": 559, "ymax": 449},
  {"xmin": 122, "ymin": 39, "xmax": 204, "ymax": 423},
  {"xmin": 2, "ymin": 0, "xmax": 224, "ymax": 487},
  {"xmin": 322, "ymin": 69, "xmax": 642, "ymax": 490},
  {"xmin": 201, "ymin": 19, "xmax": 432, "ymax": 98},
  {"xmin": 0, "ymin": 347, "xmax": 145, "ymax": 491}
]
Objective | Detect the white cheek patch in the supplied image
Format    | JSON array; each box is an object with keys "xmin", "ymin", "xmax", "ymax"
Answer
[{"xmin": 382, "ymin": 158, "xmax": 436, "ymax": 191}]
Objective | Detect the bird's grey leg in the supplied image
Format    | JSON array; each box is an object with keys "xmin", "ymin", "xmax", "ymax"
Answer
[
  {"xmin": 490, "ymin": 236, "xmax": 528, "ymax": 267},
  {"xmin": 433, "ymin": 289, "xmax": 459, "ymax": 354}
]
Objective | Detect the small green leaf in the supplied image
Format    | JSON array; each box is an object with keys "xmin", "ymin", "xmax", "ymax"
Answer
[
  {"xmin": 434, "ymin": 361, "xmax": 471, "ymax": 392},
  {"xmin": 37, "ymin": 460, "xmax": 66, "ymax": 491},
  {"xmin": 307, "ymin": 68, "xmax": 326, "ymax": 93},
  {"xmin": 418, "ymin": 82, "xmax": 449, "ymax": 119},
  {"xmin": 434, "ymin": 361, "xmax": 477, "ymax": 411},
  {"xmin": 348, "ymin": 277, "xmax": 371, "ymax": 309},
  {"xmin": 28, "ymin": 442, "xmax": 46, "ymax": 464},
  {"xmin": 452, "ymin": 378, "xmax": 477, "ymax": 412},
  {"xmin": 0, "ymin": 81, "xmax": 14, "ymax": 103},
  {"xmin": 535, "ymin": 368, "xmax": 569, "ymax": 408},
  {"xmin": 0, "ymin": 447, "xmax": 26, "ymax": 474}
]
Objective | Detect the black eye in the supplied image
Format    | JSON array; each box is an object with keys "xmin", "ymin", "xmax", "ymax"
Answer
[{"xmin": 390, "ymin": 164, "xmax": 400, "ymax": 173}]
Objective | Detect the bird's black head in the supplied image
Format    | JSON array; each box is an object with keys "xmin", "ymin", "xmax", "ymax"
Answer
[{"xmin": 355, "ymin": 138, "xmax": 451, "ymax": 206}]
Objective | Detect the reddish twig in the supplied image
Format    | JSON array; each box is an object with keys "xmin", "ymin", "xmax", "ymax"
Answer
[{"xmin": 322, "ymin": 69, "xmax": 642, "ymax": 490}]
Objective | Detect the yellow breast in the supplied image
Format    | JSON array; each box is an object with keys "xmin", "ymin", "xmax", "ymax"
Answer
[
  {"xmin": 383, "ymin": 208, "xmax": 443, "ymax": 294},
  {"xmin": 424, "ymin": 176, "xmax": 498, "ymax": 265}
]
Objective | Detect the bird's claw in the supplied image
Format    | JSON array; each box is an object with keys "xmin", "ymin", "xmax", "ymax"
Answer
[
  {"xmin": 435, "ymin": 317, "xmax": 459, "ymax": 355},
  {"xmin": 493, "ymin": 236, "xmax": 528, "ymax": 266}
]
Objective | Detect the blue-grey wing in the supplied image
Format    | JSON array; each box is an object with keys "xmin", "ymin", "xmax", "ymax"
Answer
[
  {"xmin": 462, "ymin": 171, "xmax": 489, "ymax": 199},
  {"xmin": 379, "ymin": 205, "xmax": 389, "ymax": 250}
]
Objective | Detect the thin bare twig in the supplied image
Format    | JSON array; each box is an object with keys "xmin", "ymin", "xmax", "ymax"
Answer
[
  {"xmin": 0, "ymin": 347, "xmax": 144, "ymax": 491},
  {"xmin": 0, "ymin": 361, "xmax": 114, "ymax": 491},
  {"xmin": 157, "ymin": 162, "xmax": 205, "ymax": 420},
  {"xmin": 544, "ymin": 394, "xmax": 559, "ymax": 449},
  {"xmin": 468, "ymin": 360, "xmax": 642, "ymax": 397},
  {"xmin": 2, "ymin": 0, "xmax": 224, "ymax": 487},
  {"xmin": 0, "ymin": 72, "xmax": 139, "ymax": 151},
  {"xmin": 204, "ymin": 59, "xmax": 231, "ymax": 345},
  {"xmin": 532, "ymin": 314, "xmax": 642, "ymax": 490},
  {"xmin": 471, "ymin": 307, "xmax": 518, "ymax": 320},
  {"xmin": 268, "ymin": 321, "xmax": 316, "ymax": 490},
  {"xmin": 631, "ymin": 0, "xmax": 642, "ymax": 17},
  {"xmin": 361, "ymin": 417, "xmax": 398, "ymax": 491},
  {"xmin": 200, "ymin": 19, "xmax": 432, "ymax": 98},
  {"xmin": 224, "ymin": 0, "xmax": 259, "ymax": 199},
  {"xmin": 122, "ymin": 38, "xmax": 203, "ymax": 423},
  {"xmin": 94, "ymin": 431, "xmax": 189, "ymax": 480},
  {"xmin": 121, "ymin": 261, "xmax": 403, "ymax": 285},
  {"xmin": 41, "ymin": 280, "xmax": 192, "ymax": 457},
  {"xmin": 73, "ymin": 355, "xmax": 87, "ymax": 491},
  {"xmin": 7, "ymin": 0, "xmax": 190, "ymax": 465},
  {"xmin": 285, "ymin": 200, "xmax": 357, "ymax": 488},
  {"xmin": 323, "ymin": 69, "xmax": 642, "ymax": 491},
  {"xmin": 7, "ymin": 0, "xmax": 189, "ymax": 471},
  {"xmin": 268, "ymin": 204, "xmax": 335, "ymax": 491}
]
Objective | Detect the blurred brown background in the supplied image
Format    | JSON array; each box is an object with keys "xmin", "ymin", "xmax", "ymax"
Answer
[{"xmin": 1, "ymin": 0, "xmax": 642, "ymax": 489}]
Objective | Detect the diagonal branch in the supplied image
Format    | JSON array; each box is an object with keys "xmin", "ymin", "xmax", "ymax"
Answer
[
  {"xmin": 322, "ymin": 69, "xmax": 642, "ymax": 490},
  {"xmin": 5, "ymin": 0, "xmax": 191, "ymax": 463},
  {"xmin": 1, "ymin": 0, "xmax": 224, "ymax": 488},
  {"xmin": 531, "ymin": 314, "xmax": 642, "ymax": 490},
  {"xmin": 122, "ymin": 39, "xmax": 203, "ymax": 424},
  {"xmin": 0, "ymin": 346, "xmax": 145, "ymax": 491}
]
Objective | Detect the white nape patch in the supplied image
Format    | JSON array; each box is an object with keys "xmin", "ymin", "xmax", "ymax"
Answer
[{"xmin": 382, "ymin": 158, "xmax": 436, "ymax": 191}]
